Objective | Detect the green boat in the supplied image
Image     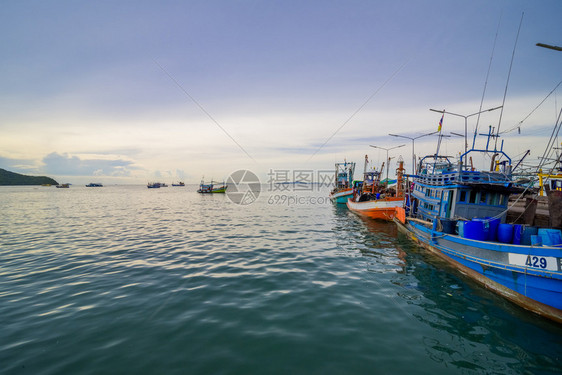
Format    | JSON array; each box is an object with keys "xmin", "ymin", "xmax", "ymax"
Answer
[{"xmin": 197, "ymin": 180, "xmax": 227, "ymax": 194}]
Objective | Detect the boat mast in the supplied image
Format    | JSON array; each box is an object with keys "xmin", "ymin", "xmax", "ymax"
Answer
[{"xmin": 396, "ymin": 158, "xmax": 405, "ymax": 197}]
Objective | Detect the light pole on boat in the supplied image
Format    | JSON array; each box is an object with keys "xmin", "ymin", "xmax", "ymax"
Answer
[
  {"xmin": 389, "ymin": 131, "xmax": 438, "ymax": 175},
  {"xmin": 429, "ymin": 105, "xmax": 503, "ymax": 162},
  {"xmin": 369, "ymin": 144, "xmax": 405, "ymax": 187}
]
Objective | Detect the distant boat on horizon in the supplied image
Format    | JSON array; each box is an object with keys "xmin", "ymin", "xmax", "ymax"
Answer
[
  {"xmin": 197, "ymin": 179, "xmax": 227, "ymax": 194},
  {"xmin": 86, "ymin": 182, "xmax": 103, "ymax": 187}
]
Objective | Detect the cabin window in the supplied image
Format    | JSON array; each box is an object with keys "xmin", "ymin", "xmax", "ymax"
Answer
[
  {"xmin": 490, "ymin": 193, "xmax": 499, "ymax": 205},
  {"xmin": 446, "ymin": 190, "xmax": 454, "ymax": 217},
  {"xmin": 500, "ymin": 194, "xmax": 508, "ymax": 206},
  {"xmin": 459, "ymin": 191, "xmax": 466, "ymax": 202},
  {"xmin": 480, "ymin": 192, "xmax": 487, "ymax": 204},
  {"xmin": 469, "ymin": 191, "xmax": 477, "ymax": 204}
]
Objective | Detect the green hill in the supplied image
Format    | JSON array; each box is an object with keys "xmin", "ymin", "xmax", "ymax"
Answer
[{"xmin": 0, "ymin": 168, "xmax": 59, "ymax": 186}]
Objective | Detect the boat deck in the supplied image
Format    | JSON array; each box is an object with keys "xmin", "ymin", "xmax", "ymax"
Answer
[{"xmin": 507, "ymin": 196, "xmax": 550, "ymax": 227}]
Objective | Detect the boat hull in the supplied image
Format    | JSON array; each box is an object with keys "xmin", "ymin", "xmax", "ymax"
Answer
[
  {"xmin": 329, "ymin": 189, "xmax": 353, "ymax": 204},
  {"xmin": 197, "ymin": 186, "xmax": 227, "ymax": 194},
  {"xmin": 394, "ymin": 217, "xmax": 562, "ymax": 323},
  {"xmin": 347, "ymin": 197, "xmax": 403, "ymax": 221}
]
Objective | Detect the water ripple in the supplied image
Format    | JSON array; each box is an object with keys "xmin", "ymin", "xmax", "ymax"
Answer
[{"xmin": 1, "ymin": 186, "xmax": 561, "ymax": 374}]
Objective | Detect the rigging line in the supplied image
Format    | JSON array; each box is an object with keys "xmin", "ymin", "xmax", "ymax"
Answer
[
  {"xmin": 500, "ymin": 79, "xmax": 562, "ymax": 134},
  {"xmin": 546, "ymin": 108, "xmax": 562, "ymax": 174},
  {"xmin": 543, "ymin": 108, "xmax": 562, "ymax": 167},
  {"xmin": 495, "ymin": 12, "xmax": 524, "ymax": 149},
  {"xmin": 537, "ymin": 107, "xmax": 562, "ymax": 174},
  {"xmin": 307, "ymin": 59, "xmax": 410, "ymax": 161},
  {"xmin": 554, "ymin": 89, "xmax": 562, "ymax": 123},
  {"xmin": 153, "ymin": 59, "xmax": 256, "ymax": 163},
  {"xmin": 475, "ymin": 12, "xmax": 502, "ymax": 136}
]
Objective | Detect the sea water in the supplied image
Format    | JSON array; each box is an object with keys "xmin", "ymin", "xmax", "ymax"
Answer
[{"xmin": 1, "ymin": 185, "xmax": 561, "ymax": 374}]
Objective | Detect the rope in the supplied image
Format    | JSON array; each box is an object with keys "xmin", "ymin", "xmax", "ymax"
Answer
[
  {"xmin": 500, "ymin": 79, "xmax": 562, "ymax": 135},
  {"xmin": 537, "ymin": 108, "xmax": 562, "ymax": 176},
  {"xmin": 495, "ymin": 12, "xmax": 524, "ymax": 150},
  {"xmin": 475, "ymin": 14, "xmax": 502, "ymax": 136}
]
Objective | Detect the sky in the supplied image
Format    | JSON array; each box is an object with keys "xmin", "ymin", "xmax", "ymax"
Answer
[{"xmin": 1, "ymin": 0, "xmax": 561, "ymax": 184}]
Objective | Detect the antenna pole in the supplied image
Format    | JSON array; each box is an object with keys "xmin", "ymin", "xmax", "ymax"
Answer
[{"xmin": 496, "ymin": 12, "xmax": 524, "ymax": 149}]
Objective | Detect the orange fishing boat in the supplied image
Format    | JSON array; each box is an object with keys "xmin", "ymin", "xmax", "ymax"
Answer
[{"xmin": 347, "ymin": 156, "xmax": 405, "ymax": 221}]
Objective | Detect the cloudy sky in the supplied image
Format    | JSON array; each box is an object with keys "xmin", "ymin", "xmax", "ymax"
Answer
[{"xmin": 1, "ymin": 0, "xmax": 561, "ymax": 184}]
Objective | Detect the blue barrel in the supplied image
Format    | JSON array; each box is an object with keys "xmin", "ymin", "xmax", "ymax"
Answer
[
  {"xmin": 497, "ymin": 223, "xmax": 514, "ymax": 243},
  {"xmin": 521, "ymin": 226, "xmax": 538, "ymax": 245},
  {"xmin": 487, "ymin": 217, "xmax": 500, "ymax": 241},
  {"xmin": 464, "ymin": 220, "xmax": 486, "ymax": 240},
  {"xmin": 441, "ymin": 219, "xmax": 457, "ymax": 234},
  {"xmin": 512, "ymin": 224, "xmax": 523, "ymax": 244},
  {"xmin": 471, "ymin": 218, "xmax": 489, "ymax": 240}
]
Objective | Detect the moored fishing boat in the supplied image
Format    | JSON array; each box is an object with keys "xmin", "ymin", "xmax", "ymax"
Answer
[
  {"xmin": 86, "ymin": 182, "xmax": 103, "ymax": 187},
  {"xmin": 172, "ymin": 182, "xmax": 185, "ymax": 186},
  {"xmin": 394, "ymin": 128, "xmax": 562, "ymax": 323},
  {"xmin": 328, "ymin": 161, "xmax": 355, "ymax": 204},
  {"xmin": 147, "ymin": 182, "xmax": 161, "ymax": 189},
  {"xmin": 347, "ymin": 155, "xmax": 406, "ymax": 221}
]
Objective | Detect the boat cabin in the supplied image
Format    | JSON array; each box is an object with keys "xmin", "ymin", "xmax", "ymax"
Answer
[
  {"xmin": 333, "ymin": 162, "xmax": 355, "ymax": 191},
  {"xmin": 411, "ymin": 155, "xmax": 515, "ymax": 223}
]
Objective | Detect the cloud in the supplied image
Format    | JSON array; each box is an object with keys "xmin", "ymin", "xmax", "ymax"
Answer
[
  {"xmin": 0, "ymin": 156, "xmax": 39, "ymax": 173},
  {"xmin": 42, "ymin": 152, "xmax": 139, "ymax": 177}
]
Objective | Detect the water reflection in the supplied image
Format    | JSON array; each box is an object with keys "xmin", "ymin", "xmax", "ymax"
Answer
[
  {"xmin": 332, "ymin": 206, "xmax": 407, "ymax": 274},
  {"xmin": 346, "ymin": 209, "xmax": 562, "ymax": 374},
  {"xmin": 410, "ymin": 259, "xmax": 562, "ymax": 373}
]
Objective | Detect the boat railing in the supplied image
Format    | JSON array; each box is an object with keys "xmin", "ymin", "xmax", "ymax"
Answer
[{"xmin": 416, "ymin": 169, "xmax": 513, "ymax": 186}]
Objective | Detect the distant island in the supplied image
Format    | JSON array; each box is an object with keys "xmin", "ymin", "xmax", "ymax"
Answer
[{"xmin": 0, "ymin": 168, "xmax": 58, "ymax": 186}]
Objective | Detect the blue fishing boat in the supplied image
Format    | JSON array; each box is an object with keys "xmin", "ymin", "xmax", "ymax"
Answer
[
  {"xmin": 395, "ymin": 127, "xmax": 562, "ymax": 323},
  {"xmin": 329, "ymin": 161, "xmax": 356, "ymax": 204}
]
